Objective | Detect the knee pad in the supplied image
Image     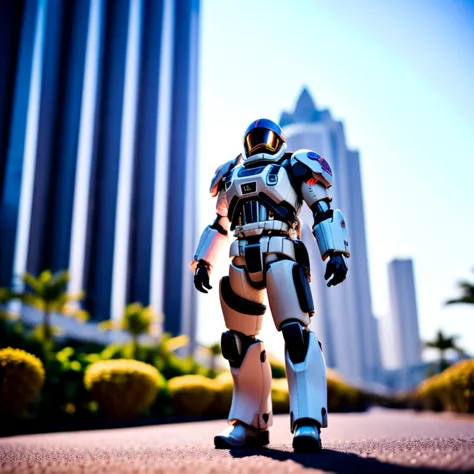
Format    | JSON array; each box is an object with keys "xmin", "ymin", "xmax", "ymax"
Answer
[
  {"xmin": 221, "ymin": 331, "xmax": 257, "ymax": 368},
  {"xmin": 281, "ymin": 321, "xmax": 309, "ymax": 364}
]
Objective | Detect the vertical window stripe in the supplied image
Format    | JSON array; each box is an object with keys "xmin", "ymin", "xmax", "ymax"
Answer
[
  {"xmin": 150, "ymin": 0, "xmax": 175, "ymax": 314},
  {"xmin": 111, "ymin": 0, "xmax": 143, "ymax": 320},
  {"xmin": 13, "ymin": 0, "xmax": 47, "ymax": 287},
  {"xmin": 68, "ymin": 0, "xmax": 103, "ymax": 295}
]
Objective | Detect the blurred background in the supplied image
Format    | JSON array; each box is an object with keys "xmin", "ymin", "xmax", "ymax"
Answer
[{"xmin": 1, "ymin": 0, "xmax": 473, "ymax": 429}]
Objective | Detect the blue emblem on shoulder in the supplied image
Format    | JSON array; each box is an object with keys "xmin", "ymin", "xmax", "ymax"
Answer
[{"xmin": 307, "ymin": 151, "xmax": 321, "ymax": 160}]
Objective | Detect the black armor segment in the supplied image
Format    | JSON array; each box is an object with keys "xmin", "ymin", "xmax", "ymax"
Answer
[
  {"xmin": 237, "ymin": 165, "xmax": 266, "ymax": 177},
  {"xmin": 245, "ymin": 243, "xmax": 262, "ymax": 273},
  {"xmin": 211, "ymin": 214, "xmax": 228, "ymax": 235},
  {"xmin": 290, "ymin": 159, "xmax": 313, "ymax": 181},
  {"xmin": 220, "ymin": 276, "xmax": 266, "ymax": 315},
  {"xmin": 293, "ymin": 264, "xmax": 315, "ymax": 315},
  {"xmin": 282, "ymin": 321, "xmax": 309, "ymax": 364},
  {"xmin": 293, "ymin": 240, "xmax": 311, "ymax": 280},
  {"xmin": 221, "ymin": 331, "xmax": 258, "ymax": 368},
  {"xmin": 228, "ymin": 192, "xmax": 297, "ymax": 230},
  {"xmin": 311, "ymin": 201, "xmax": 333, "ymax": 226}
]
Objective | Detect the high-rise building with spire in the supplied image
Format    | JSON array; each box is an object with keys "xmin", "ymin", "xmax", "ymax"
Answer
[{"xmin": 280, "ymin": 88, "xmax": 381, "ymax": 385}]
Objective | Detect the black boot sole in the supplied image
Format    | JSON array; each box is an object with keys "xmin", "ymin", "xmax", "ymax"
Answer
[
  {"xmin": 293, "ymin": 435, "xmax": 323, "ymax": 453},
  {"xmin": 214, "ymin": 430, "xmax": 270, "ymax": 449}
]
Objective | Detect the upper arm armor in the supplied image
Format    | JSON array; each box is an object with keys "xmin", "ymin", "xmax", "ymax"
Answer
[
  {"xmin": 301, "ymin": 181, "xmax": 332, "ymax": 208},
  {"xmin": 290, "ymin": 149, "xmax": 333, "ymax": 188},
  {"xmin": 209, "ymin": 155, "xmax": 241, "ymax": 197}
]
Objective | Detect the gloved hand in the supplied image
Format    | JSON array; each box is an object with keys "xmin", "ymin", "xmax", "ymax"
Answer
[
  {"xmin": 324, "ymin": 254, "xmax": 348, "ymax": 287},
  {"xmin": 194, "ymin": 260, "xmax": 212, "ymax": 293}
]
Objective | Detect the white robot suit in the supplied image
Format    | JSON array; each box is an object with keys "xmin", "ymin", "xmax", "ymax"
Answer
[{"xmin": 191, "ymin": 118, "xmax": 350, "ymax": 453}]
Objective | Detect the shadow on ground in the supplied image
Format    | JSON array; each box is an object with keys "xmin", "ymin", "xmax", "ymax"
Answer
[{"xmin": 230, "ymin": 447, "xmax": 453, "ymax": 474}]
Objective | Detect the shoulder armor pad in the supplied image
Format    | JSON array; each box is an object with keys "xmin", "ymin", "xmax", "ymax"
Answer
[
  {"xmin": 209, "ymin": 155, "xmax": 241, "ymax": 197},
  {"xmin": 291, "ymin": 149, "xmax": 333, "ymax": 188}
]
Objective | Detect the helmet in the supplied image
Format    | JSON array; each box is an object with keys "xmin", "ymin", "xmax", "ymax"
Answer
[{"xmin": 242, "ymin": 118, "xmax": 287, "ymax": 164}]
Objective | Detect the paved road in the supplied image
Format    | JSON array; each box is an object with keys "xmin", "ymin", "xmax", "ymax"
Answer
[{"xmin": 1, "ymin": 409, "xmax": 473, "ymax": 473}]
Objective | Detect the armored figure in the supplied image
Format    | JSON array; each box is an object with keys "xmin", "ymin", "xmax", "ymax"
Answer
[{"xmin": 191, "ymin": 119, "xmax": 350, "ymax": 452}]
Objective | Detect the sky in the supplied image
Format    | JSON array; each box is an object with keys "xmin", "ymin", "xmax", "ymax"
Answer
[{"xmin": 195, "ymin": 0, "xmax": 474, "ymax": 362}]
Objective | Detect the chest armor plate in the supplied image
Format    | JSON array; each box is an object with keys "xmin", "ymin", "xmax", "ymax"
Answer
[{"xmin": 225, "ymin": 163, "xmax": 300, "ymax": 229}]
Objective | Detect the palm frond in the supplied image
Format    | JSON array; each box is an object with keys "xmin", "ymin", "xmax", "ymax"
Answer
[
  {"xmin": 0, "ymin": 288, "xmax": 19, "ymax": 304},
  {"xmin": 22, "ymin": 272, "xmax": 42, "ymax": 293},
  {"xmin": 165, "ymin": 334, "xmax": 189, "ymax": 352}
]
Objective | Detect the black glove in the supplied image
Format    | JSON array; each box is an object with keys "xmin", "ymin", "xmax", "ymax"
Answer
[
  {"xmin": 194, "ymin": 260, "xmax": 212, "ymax": 294},
  {"xmin": 324, "ymin": 254, "xmax": 348, "ymax": 287}
]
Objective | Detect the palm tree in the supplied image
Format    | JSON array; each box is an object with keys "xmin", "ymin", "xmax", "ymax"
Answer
[
  {"xmin": 446, "ymin": 270, "xmax": 474, "ymax": 305},
  {"xmin": 19, "ymin": 270, "xmax": 87, "ymax": 344},
  {"xmin": 101, "ymin": 302, "xmax": 161, "ymax": 359},
  {"xmin": 424, "ymin": 330, "xmax": 464, "ymax": 372}
]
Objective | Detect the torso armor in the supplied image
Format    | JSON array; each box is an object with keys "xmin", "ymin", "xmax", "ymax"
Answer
[{"xmin": 225, "ymin": 159, "xmax": 301, "ymax": 238}]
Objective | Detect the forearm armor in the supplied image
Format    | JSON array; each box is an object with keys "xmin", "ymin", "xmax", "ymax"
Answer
[
  {"xmin": 312, "ymin": 201, "xmax": 350, "ymax": 261},
  {"xmin": 190, "ymin": 216, "xmax": 229, "ymax": 271}
]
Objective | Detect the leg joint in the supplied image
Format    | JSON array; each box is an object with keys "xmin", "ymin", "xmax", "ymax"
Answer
[
  {"xmin": 282, "ymin": 321, "xmax": 310, "ymax": 364},
  {"xmin": 221, "ymin": 331, "xmax": 257, "ymax": 368}
]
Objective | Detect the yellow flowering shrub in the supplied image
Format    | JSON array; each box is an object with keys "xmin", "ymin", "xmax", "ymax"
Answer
[
  {"xmin": 168, "ymin": 374, "xmax": 217, "ymax": 416},
  {"xmin": 0, "ymin": 347, "xmax": 45, "ymax": 418},
  {"xmin": 272, "ymin": 378, "xmax": 289, "ymax": 413},
  {"xmin": 84, "ymin": 359, "xmax": 161, "ymax": 419},
  {"xmin": 416, "ymin": 359, "xmax": 474, "ymax": 413}
]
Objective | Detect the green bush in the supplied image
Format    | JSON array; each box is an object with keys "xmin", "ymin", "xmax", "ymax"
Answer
[
  {"xmin": 416, "ymin": 359, "xmax": 474, "ymax": 413},
  {"xmin": 84, "ymin": 359, "xmax": 161, "ymax": 420},
  {"xmin": 269, "ymin": 356, "xmax": 286, "ymax": 378},
  {"xmin": 168, "ymin": 375, "xmax": 217, "ymax": 416},
  {"xmin": 327, "ymin": 371, "xmax": 365, "ymax": 412},
  {"xmin": 272, "ymin": 378, "xmax": 289, "ymax": 413},
  {"xmin": 0, "ymin": 347, "xmax": 45, "ymax": 418},
  {"xmin": 36, "ymin": 346, "xmax": 99, "ymax": 422}
]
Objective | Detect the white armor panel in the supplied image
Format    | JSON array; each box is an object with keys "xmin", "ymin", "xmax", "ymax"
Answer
[
  {"xmin": 291, "ymin": 149, "xmax": 333, "ymax": 187},
  {"xmin": 301, "ymin": 181, "xmax": 332, "ymax": 208},
  {"xmin": 191, "ymin": 226, "xmax": 229, "ymax": 270},
  {"xmin": 225, "ymin": 163, "xmax": 299, "ymax": 219},
  {"xmin": 233, "ymin": 220, "xmax": 290, "ymax": 238},
  {"xmin": 210, "ymin": 156, "xmax": 240, "ymax": 197},
  {"xmin": 285, "ymin": 331, "xmax": 328, "ymax": 430},
  {"xmin": 266, "ymin": 260, "xmax": 311, "ymax": 330},
  {"xmin": 229, "ymin": 236, "xmax": 297, "ymax": 263},
  {"xmin": 313, "ymin": 209, "xmax": 350, "ymax": 260},
  {"xmin": 228, "ymin": 341, "xmax": 273, "ymax": 430}
]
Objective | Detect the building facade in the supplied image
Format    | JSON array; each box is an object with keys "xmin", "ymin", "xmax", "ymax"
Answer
[
  {"xmin": 0, "ymin": 0, "xmax": 199, "ymax": 347},
  {"xmin": 280, "ymin": 88, "xmax": 381, "ymax": 385},
  {"xmin": 380, "ymin": 258, "xmax": 422, "ymax": 370}
]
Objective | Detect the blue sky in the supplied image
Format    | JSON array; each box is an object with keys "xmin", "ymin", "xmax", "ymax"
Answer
[{"xmin": 195, "ymin": 0, "xmax": 474, "ymax": 361}]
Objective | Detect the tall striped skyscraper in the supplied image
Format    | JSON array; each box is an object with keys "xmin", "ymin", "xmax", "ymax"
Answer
[
  {"xmin": 380, "ymin": 259, "xmax": 421, "ymax": 370},
  {"xmin": 0, "ymin": 0, "xmax": 200, "ymax": 346},
  {"xmin": 280, "ymin": 88, "xmax": 381, "ymax": 385}
]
